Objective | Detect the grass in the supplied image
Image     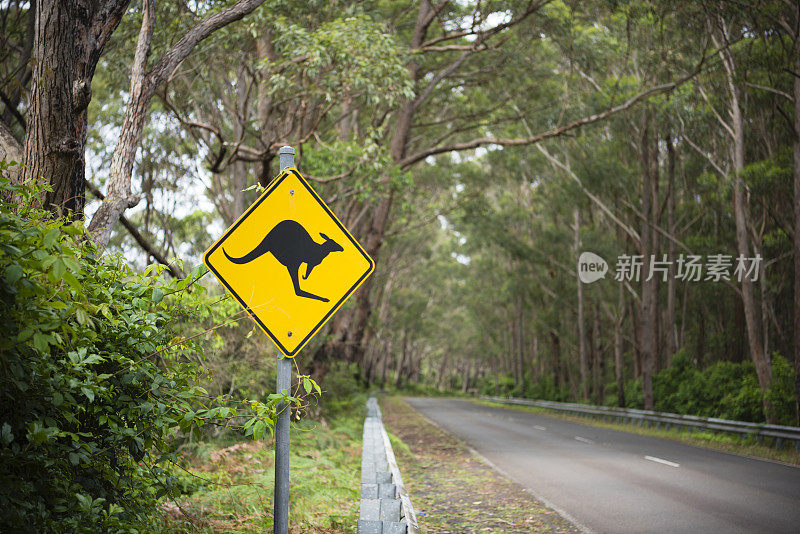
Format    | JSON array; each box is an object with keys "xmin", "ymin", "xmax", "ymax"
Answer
[
  {"xmin": 473, "ymin": 399, "xmax": 800, "ymax": 466},
  {"xmin": 155, "ymin": 411, "xmax": 363, "ymax": 533}
]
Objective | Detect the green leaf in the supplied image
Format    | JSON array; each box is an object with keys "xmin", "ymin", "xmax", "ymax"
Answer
[
  {"xmin": 32, "ymin": 333, "xmax": 50, "ymax": 353},
  {"xmin": 53, "ymin": 392, "xmax": 63, "ymax": 406},
  {"xmin": 81, "ymin": 387, "xmax": 95, "ymax": 403},
  {"xmin": 62, "ymin": 271, "xmax": 81, "ymax": 291},
  {"xmin": 5, "ymin": 264, "xmax": 23, "ymax": 284},
  {"xmin": 62, "ymin": 255, "xmax": 81, "ymax": 273},
  {"xmin": 17, "ymin": 328, "xmax": 34, "ymax": 343},
  {"xmin": 253, "ymin": 420, "xmax": 266, "ymax": 440},
  {"xmin": 52, "ymin": 257, "xmax": 66, "ymax": 279},
  {"xmin": 152, "ymin": 287, "xmax": 164, "ymax": 303},
  {"xmin": 43, "ymin": 228, "xmax": 60, "ymax": 248}
]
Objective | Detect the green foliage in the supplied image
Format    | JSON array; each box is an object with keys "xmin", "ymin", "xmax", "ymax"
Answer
[
  {"xmin": 650, "ymin": 352, "xmax": 797, "ymax": 425},
  {"xmin": 315, "ymin": 361, "xmax": 367, "ymax": 417},
  {"xmin": 268, "ymin": 14, "xmax": 413, "ymax": 107},
  {"xmin": 0, "ymin": 178, "xmax": 295, "ymax": 531},
  {"xmin": 160, "ymin": 412, "xmax": 362, "ymax": 532}
]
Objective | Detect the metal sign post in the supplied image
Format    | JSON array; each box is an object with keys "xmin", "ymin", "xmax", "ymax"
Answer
[
  {"xmin": 202, "ymin": 144, "xmax": 374, "ymax": 533},
  {"xmin": 274, "ymin": 146, "xmax": 294, "ymax": 534}
]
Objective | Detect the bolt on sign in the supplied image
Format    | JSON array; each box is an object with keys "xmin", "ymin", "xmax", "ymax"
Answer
[{"xmin": 203, "ymin": 168, "xmax": 374, "ymax": 357}]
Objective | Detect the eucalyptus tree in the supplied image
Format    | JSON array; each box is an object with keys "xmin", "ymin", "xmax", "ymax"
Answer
[{"xmin": 0, "ymin": 0, "xmax": 271, "ymax": 224}]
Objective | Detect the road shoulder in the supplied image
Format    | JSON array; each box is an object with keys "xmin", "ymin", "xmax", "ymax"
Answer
[{"xmin": 380, "ymin": 396, "xmax": 580, "ymax": 534}]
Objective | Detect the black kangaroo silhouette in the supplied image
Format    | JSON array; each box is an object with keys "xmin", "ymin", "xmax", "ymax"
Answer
[{"xmin": 223, "ymin": 220, "xmax": 343, "ymax": 302}]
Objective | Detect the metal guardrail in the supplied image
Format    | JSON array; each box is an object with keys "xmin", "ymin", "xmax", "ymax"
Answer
[
  {"xmin": 482, "ymin": 396, "xmax": 800, "ymax": 451},
  {"xmin": 358, "ymin": 397, "xmax": 420, "ymax": 534}
]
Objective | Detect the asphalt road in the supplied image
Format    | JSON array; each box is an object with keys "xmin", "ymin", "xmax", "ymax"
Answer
[{"xmin": 404, "ymin": 397, "xmax": 800, "ymax": 534}]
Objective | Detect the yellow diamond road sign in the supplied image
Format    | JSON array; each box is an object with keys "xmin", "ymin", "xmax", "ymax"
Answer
[{"xmin": 203, "ymin": 168, "xmax": 374, "ymax": 357}]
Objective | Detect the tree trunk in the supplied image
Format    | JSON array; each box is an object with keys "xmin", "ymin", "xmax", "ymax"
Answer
[
  {"xmin": 437, "ymin": 355, "xmax": 449, "ymax": 391},
  {"xmin": 665, "ymin": 134, "xmax": 678, "ymax": 364},
  {"xmin": 630, "ymin": 296, "xmax": 641, "ymax": 379},
  {"xmin": 650, "ymin": 127, "xmax": 661, "ymax": 373},
  {"xmin": 639, "ymin": 112, "xmax": 656, "ymax": 410},
  {"xmin": 551, "ymin": 330, "xmax": 561, "ymax": 397},
  {"xmin": 461, "ymin": 359, "xmax": 470, "ymax": 393},
  {"xmin": 394, "ymin": 330, "xmax": 408, "ymax": 387},
  {"xmin": 616, "ymin": 283, "xmax": 626, "ymax": 407},
  {"xmin": 0, "ymin": 121, "xmax": 22, "ymax": 190},
  {"xmin": 592, "ymin": 300, "xmax": 603, "ymax": 404},
  {"xmin": 793, "ymin": 46, "xmax": 800, "ymax": 425},
  {"xmin": 87, "ymin": 4, "xmax": 153, "ymax": 245},
  {"xmin": 20, "ymin": 0, "xmax": 129, "ymax": 217},
  {"xmin": 516, "ymin": 296, "xmax": 525, "ymax": 394},
  {"xmin": 729, "ymin": 62, "xmax": 773, "ymax": 422},
  {"xmin": 312, "ymin": 1, "xmax": 443, "ymax": 374},
  {"xmin": 88, "ymin": 0, "xmax": 268, "ymax": 247},
  {"xmin": 576, "ymin": 208, "xmax": 589, "ymax": 401},
  {"xmin": 231, "ymin": 64, "xmax": 250, "ymax": 221}
]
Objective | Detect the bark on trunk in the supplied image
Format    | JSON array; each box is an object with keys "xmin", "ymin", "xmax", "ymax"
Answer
[
  {"xmin": 87, "ymin": 0, "xmax": 154, "ymax": 245},
  {"xmin": 231, "ymin": 64, "xmax": 250, "ymax": 221},
  {"xmin": 576, "ymin": 208, "xmax": 589, "ymax": 401},
  {"xmin": 728, "ymin": 57, "xmax": 773, "ymax": 422},
  {"xmin": 665, "ymin": 134, "xmax": 678, "ymax": 364},
  {"xmin": 517, "ymin": 296, "xmax": 525, "ymax": 395},
  {"xmin": 551, "ymin": 330, "xmax": 561, "ymax": 395},
  {"xmin": 793, "ymin": 49, "xmax": 800, "ymax": 425},
  {"xmin": 639, "ymin": 112, "xmax": 656, "ymax": 411},
  {"xmin": 88, "ymin": 0, "xmax": 268, "ymax": 247},
  {"xmin": 20, "ymin": 0, "xmax": 129, "ymax": 217},
  {"xmin": 0, "ymin": 121, "xmax": 22, "ymax": 190},
  {"xmin": 616, "ymin": 284, "xmax": 626, "ymax": 407},
  {"xmin": 592, "ymin": 300, "xmax": 604, "ymax": 404}
]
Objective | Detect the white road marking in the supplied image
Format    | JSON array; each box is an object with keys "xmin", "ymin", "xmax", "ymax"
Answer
[
  {"xmin": 645, "ymin": 455, "xmax": 680, "ymax": 468},
  {"xmin": 464, "ymin": 445, "xmax": 595, "ymax": 534},
  {"xmin": 575, "ymin": 436, "xmax": 595, "ymax": 444},
  {"xmin": 533, "ymin": 425, "xmax": 546, "ymax": 431}
]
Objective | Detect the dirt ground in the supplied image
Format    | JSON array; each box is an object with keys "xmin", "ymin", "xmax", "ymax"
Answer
[{"xmin": 380, "ymin": 397, "xmax": 580, "ymax": 534}]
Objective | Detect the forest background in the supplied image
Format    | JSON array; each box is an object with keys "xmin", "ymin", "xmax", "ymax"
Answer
[{"xmin": 2, "ymin": 0, "xmax": 800, "ymax": 528}]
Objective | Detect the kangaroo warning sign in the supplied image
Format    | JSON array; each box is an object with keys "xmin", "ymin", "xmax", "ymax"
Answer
[{"xmin": 203, "ymin": 168, "xmax": 374, "ymax": 357}]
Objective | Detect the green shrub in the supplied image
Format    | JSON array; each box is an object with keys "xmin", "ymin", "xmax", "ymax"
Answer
[
  {"xmin": 765, "ymin": 354, "xmax": 797, "ymax": 425},
  {"xmin": 649, "ymin": 350, "xmax": 797, "ymax": 425},
  {"xmin": 654, "ymin": 351, "xmax": 710, "ymax": 416},
  {"xmin": 0, "ymin": 178, "xmax": 285, "ymax": 532}
]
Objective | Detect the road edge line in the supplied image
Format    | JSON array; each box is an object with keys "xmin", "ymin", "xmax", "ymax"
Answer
[
  {"xmin": 470, "ymin": 398, "xmax": 800, "ymax": 470},
  {"xmin": 402, "ymin": 398, "xmax": 595, "ymax": 534}
]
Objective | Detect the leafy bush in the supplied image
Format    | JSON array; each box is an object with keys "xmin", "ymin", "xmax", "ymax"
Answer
[
  {"xmin": 0, "ymin": 177, "xmax": 286, "ymax": 531},
  {"xmin": 650, "ymin": 350, "xmax": 797, "ymax": 424}
]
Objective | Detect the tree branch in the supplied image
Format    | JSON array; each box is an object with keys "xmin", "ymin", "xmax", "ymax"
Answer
[
  {"xmin": 537, "ymin": 144, "xmax": 640, "ymax": 243},
  {"xmin": 399, "ymin": 60, "xmax": 707, "ymax": 169},
  {"xmin": 85, "ymin": 179, "xmax": 186, "ymax": 278},
  {"xmin": 145, "ymin": 0, "xmax": 268, "ymax": 91},
  {"xmin": 88, "ymin": 0, "xmax": 268, "ymax": 248},
  {"xmin": 745, "ymin": 81, "xmax": 793, "ymax": 101},
  {"xmin": 0, "ymin": 118, "xmax": 22, "ymax": 163}
]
